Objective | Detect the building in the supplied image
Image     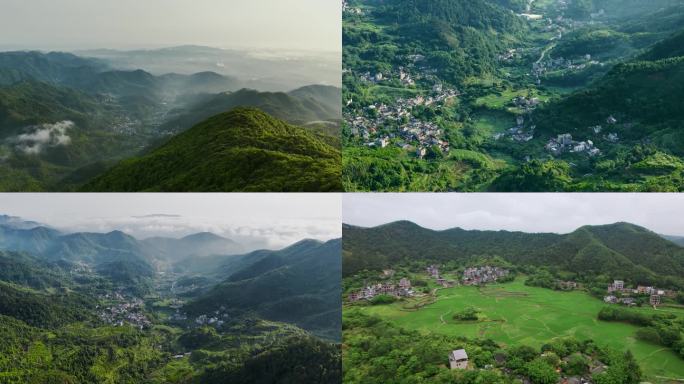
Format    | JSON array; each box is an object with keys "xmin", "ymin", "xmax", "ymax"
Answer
[
  {"xmin": 399, "ymin": 278, "xmax": 411, "ymax": 290},
  {"xmin": 449, "ymin": 349, "xmax": 469, "ymax": 370},
  {"xmin": 650, "ymin": 295, "xmax": 661, "ymax": 306},
  {"xmin": 613, "ymin": 280, "xmax": 624, "ymax": 290}
]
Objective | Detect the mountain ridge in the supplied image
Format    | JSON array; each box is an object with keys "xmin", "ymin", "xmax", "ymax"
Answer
[{"xmin": 343, "ymin": 221, "xmax": 684, "ymax": 288}]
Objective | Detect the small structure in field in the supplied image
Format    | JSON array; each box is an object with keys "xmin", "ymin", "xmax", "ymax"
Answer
[{"xmin": 449, "ymin": 349, "xmax": 469, "ymax": 370}]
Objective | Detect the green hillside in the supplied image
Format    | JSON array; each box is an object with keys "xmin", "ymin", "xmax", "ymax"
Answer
[
  {"xmin": 81, "ymin": 108, "xmax": 342, "ymax": 192},
  {"xmin": 0, "ymin": 80, "xmax": 112, "ymax": 135},
  {"xmin": 159, "ymin": 87, "xmax": 341, "ymax": 134},
  {"xmin": 342, "ymin": 221, "xmax": 684, "ymax": 288},
  {"xmin": 185, "ymin": 239, "xmax": 342, "ymax": 341}
]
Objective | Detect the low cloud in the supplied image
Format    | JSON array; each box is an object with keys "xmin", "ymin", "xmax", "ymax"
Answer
[{"xmin": 11, "ymin": 121, "xmax": 74, "ymax": 154}]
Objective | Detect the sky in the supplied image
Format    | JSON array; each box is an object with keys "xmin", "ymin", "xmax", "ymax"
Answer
[
  {"xmin": 0, "ymin": 193, "xmax": 341, "ymax": 250},
  {"xmin": 0, "ymin": 0, "xmax": 340, "ymax": 52},
  {"xmin": 344, "ymin": 193, "xmax": 684, "ymax": 236}
]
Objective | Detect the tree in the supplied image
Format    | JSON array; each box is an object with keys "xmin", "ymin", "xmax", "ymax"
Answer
[{"xmin": 526, "ymin": 358, "xmax": 559, "ymax": 384}]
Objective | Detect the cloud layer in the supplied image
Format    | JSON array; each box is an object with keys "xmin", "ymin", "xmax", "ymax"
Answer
[
  {"xmin": 0, "ymin": 194, "xmax": 341, "ymax": 252},
  {"xmin": 11, "ymin": 121, "xmax": 74, "ymax": 154}
]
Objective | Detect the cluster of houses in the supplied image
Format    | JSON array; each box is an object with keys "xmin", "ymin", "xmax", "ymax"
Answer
[
  {"xmin": 98, "ymin": 295, "xmax": 151, "ymax": 330},
  {"xmin": 426, "ymin": 265, "xmax": 457, "ymax": 287},
  {"xmin": 495, "ymin": 114, "xmax": 536, "ymax": 143},
  {"xmin": 545, "ymin": 133, "xmax": 601, "ymax": 157},
  {"xmin": 348, "ymin": 278, "xmax": 414, "ymax": 302},
  {"xmin": 347, "ymin": 90, "xmax": 456, "ymax": 157},
  {"xmin": 194, "ymin": 306, "xmax": 230, "ymax": 328},
  {"xmin": 543, "ymin": 115, "xmax": 625, "ymax": 157},
  {"xmin": 345, "ymin": 57, "xmax": 461, "ymax": 159},
  {"xmin": 557, "ymin": 280, "xmax": 579, "ymax": 290},
  {"xmin": 462, "ymin": 266, "xmax": 510, "ymax": 285},
  {"xmin": 604, "ymin": 280, "xmax": 677, "ymax": 307}
]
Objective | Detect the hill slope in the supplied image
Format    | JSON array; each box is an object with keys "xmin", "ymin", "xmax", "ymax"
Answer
[
  {"xmin": 81, "ymin": 108, "xmax": 342, "ymax": 192},
  {"xmin": 343, "ymin": 221, "xmax": 684, "ymax": 287},
  {"xmin": 185, "ymin": 239, "xmax": 342, "ymax": 341},
  {"xmin": 159, "ymin": 87, "xmax": 341, "ymax": 134}
]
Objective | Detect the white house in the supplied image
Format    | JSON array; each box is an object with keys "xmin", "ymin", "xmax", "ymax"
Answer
[{"xmin": 449, "ymin": 349, "xmax": 469, "ymax": 370}]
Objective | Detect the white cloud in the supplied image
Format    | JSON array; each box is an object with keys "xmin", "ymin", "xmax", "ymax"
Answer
[{"xmin": 11, "ymin": 121, "xmax": 74, "ymax": 154}]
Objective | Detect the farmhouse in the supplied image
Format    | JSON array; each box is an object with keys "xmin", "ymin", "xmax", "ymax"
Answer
[
  {"xmin": 558, "ymin": 281, "xmax": 578, "ymax": 290},
  {"xmin": 427, "ymin": 265, "xmax": 440, "ymax": 278},
  {"xmin": 650, "ymin": 294, "xmax": 661, "ymax": 306},
  {"xmin": 607, "ymin": 280, "xmax": 624, "ymax": 292},
  {"xmin": 448, "ymin": 349, "xmax": 469, "ymax": 370}
]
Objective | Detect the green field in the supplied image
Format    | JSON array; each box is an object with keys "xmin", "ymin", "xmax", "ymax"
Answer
[{"xmin": 359, "ymin": 278, "xmax": 684, "ymax": 381}]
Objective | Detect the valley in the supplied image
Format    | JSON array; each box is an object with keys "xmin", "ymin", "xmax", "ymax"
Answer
[
  {"xmin": 0, "ymin": 213, "xmax": 341, "ymax": 383},
  {"xmin": 342, "ymin": 219, "xmax": 684, "ymax": 383},
  {"xmin": 342, "ymin": 0, "xmax": 684, "ymax": 191}
]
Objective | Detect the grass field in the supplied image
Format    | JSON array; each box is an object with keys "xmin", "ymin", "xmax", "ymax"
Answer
[{"xmin": 359, "ymin": 278, "xmax": 684, "ymax": 381}]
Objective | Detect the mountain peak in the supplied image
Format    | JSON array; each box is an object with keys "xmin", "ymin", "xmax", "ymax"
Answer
[{"xmin": 81, "ymin": 106, "xmax": 341, "ymax": 192}]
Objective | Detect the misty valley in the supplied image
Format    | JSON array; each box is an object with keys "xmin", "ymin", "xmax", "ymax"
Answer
[
  {"xmin": 0, "ymin": 46, "xmax": 342, "ymax": 191},
  {"xmin": 0, "ymin": 214, "xmax": 341, "ymax": 383}
]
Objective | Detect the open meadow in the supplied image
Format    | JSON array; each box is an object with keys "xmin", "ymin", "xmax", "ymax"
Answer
[{"xmin": 359, "ymin": 278, "xmax": 684, "ymax": 381}]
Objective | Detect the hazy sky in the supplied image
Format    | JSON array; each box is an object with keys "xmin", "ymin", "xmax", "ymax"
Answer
[
  {"xmin": 0, "ymin": 0, "xmax": 340, "ymax": 52},
  {"xmin": 344, "ymin": 194, "xmax": 684, "ymax": 236},
  {"xmin": 0, "ymin": 193, "xmax": 341, "ymax": 250}
]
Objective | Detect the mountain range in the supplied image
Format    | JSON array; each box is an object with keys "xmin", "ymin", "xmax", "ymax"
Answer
[
  {"xmin": 0, "ymin": 50, "xmax": 342, "ymax": 191},
  {"xmin": 185, "ymin": 239, "xmax": 342, "ymax": 341},
  {"xmin": 342, "ymin": 221, "xmax": 684, "ymax": 289},
  {"xmin": 81, "ymin": 108, "xmax": 342, "ymax": 192},
  {"xmin": 0, "ymin": 214, "xmax": 341, "ymax": 339}
]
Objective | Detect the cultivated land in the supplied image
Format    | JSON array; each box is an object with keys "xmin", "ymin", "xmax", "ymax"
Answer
[{"xmin": 358, "ymin": 278, "xmax": 684, "ymax": 381}]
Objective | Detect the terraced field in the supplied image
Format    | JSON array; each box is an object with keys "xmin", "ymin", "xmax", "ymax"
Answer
[{"xmin": 359, "ymin": 278, "xmax": 684, "ymax": 381}]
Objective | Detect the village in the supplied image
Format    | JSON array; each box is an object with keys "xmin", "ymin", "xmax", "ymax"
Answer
[
  {"xmin": 97, "ymin": 292, "xmax": 152, "ymax": 329},
  {"xmin": 348, "ymin": 265, "xmax": 511, "ymax": 302},
  {"xmin": 603, "ymin": 279, "xmax": 678, "ymax": 308},
  {"xmin": 344, "ymin": 59, "xmax": 460, "ymax": 159}
]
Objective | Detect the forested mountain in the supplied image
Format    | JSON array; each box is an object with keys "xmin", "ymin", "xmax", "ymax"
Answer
[
  {"xmin": 343, "ymin": 221, "xmax": 684, "ymax": 288},
  {"xmin": 0, "ymin": 51, "xmax": 237, "ymax": 98},
  {"xmin": 664, "ymin": 235, "xmax": 684, "ymax": 247},
  {"xmin": 141, "ymin": 232, "xmax": 244, "ymax": 263},
  {"xmin": 344, "ymin": 0, "xmax": 527, "ymax": 87},
  {"xmin": 159, "ymin": 87, "xmax": 341, "ymax": 134},
  {"xmin": 0, "ymin": 50, "xmax": 340, "ymax": 191},
  {"xmin": 185, "ymin": 239, "xmax": 342, "ymax": 341},
  {"xmin": 81, "ymin": 108, "xmax": 342, "ymax": 192}
]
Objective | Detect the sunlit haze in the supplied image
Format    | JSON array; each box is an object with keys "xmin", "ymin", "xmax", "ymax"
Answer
[{"xmin": 0, "ymin": 0, "xmax": 341, "ymax": 52}]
